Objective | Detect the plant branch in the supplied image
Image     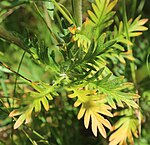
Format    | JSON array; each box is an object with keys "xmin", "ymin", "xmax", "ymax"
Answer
[
  {"xmin": 0, "ymin": 62, "xmax": 32, "ymax": 83},
  {"xmin": 0, "ymin": 26, "xmax": 30, "ymax": 53},
  {"xmin": 51, "ymin": 0, "xmax": 74, "ymax": 25}
]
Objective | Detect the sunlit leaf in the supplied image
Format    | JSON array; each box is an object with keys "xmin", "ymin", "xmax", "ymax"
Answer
[
  {"xmin": 14, "ymin": 114, "xmax": 26, "ymax": 129},
  {"xmin": 109, "ymin": 117, "xmax": 139, "ymax": 145},
  {"xmin": 68, "ymin": 84, "xmax": 113, "ymax": 138}
]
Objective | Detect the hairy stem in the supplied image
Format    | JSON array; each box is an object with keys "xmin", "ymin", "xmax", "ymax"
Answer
[{"xmin": 72, "ymin": 0, "xmax": 82, "ymax": 27}]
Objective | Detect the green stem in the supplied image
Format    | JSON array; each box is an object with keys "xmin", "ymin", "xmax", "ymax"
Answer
[
  {"xmin": 0, "ymin": 26, "xmax": 30, "ymax": 53},
  {"xmin": 72, "ymin": 0, "xmax": 82, "ymax": 27},
  {"xmin": 51, "ymin": 0, "xmax": 73, "ymax": 25},
  {"xmin": 123, "ymin": 0, "xmax": 136, "ymax": 84},
  {"xmin": 0, "ymin": 62, "xmax": 32, "ymax": 83},
  {"xmin": 123, "ymin": 0, "xmax": 141, "ymax": 144},
  {"xmin": 131, "ymin": 0, "xmax": 137, "ymax": 18},
  {"xmin": 33, "ymin": 2, "xmax": 58, "ymax": 44}
]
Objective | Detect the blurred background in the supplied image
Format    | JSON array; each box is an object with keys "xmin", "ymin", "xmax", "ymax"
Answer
[{"xmin": 0, "ymin": 0, "xmax": 150, "ymax": 145}]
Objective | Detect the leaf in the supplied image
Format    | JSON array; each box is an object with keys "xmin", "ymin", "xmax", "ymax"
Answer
[
  {"xmin": 25, "ymin": 108, "xmax": 33, "ymax": 124},
  {"xmin": 9, "ymin": 83, "xmax": 55, "ymax": 129},
  {"xmin": 9, "ymin": 110, "xmax": 22, "ymax": 117},
  {"xmin": 41, "ymin": 96, "xmax": 49, "ymax": 111},
  {"xmin": 109, "ymin": 117, "xmax": 139, "ymax": 145},
  {"xmin": 14, "ymin": 114, "xmax": 26, "ymax": 129},
  {"xmin": 88, "ymin": 0, "xmax": 118, "ymax": 31},
  {"xmin": 127, "ymin": 16, "xmax": 148, "ymax": 37},
  {"xmin": 95, "ymin": 76, "xmax": 139, "ymax": 109},
  {"xmin": 34, "ymin": 99, "xmax": 41, "ymax": 113},
  {"xmin": 72, "ymin": 34, "xmax": 91, "ymax": 51},
  {"xmin": 69, "ymin": 0, "xmax": 118, "ymax": 51},
  {"xmin": 68, "ymin": 84, "xmax": 113, "ymax": 138}
]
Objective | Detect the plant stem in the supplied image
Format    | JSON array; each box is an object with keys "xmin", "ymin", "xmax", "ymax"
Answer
[
  {"xmin": 123, "ymin": 0, "xmax": 141, "ymax": 144},
  {"xmin": 0, "ymin": 62, "xmax": 32, "ymax": 83},
  {"xmin": 51, "ymin": 0, "xmax": 74, "ymax": 25},
  {"xmin": 0, "ymin": 26, "xmax": 30, "ymax": 53},
  {"xmin": 72, "ymin": 0, "xmax": 82, "ymax": 27}
]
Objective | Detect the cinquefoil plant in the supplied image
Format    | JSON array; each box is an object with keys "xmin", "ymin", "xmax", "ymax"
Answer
[{"xmin": 0, "ymin": 0, "xmax": 148, "ymax": 144}]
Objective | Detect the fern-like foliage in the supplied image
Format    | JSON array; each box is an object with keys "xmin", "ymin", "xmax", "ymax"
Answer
[
  {"xmin": 67, "ymin": 75, "xmax": 139, "ymax": 137},
  {"xmin": 69, "ymin": 0, "xmax": 148, "ymax": 64},
  {"xmin": 9, "ymin": 83, "xmax": 54, "ymax": 129},
  {"xmin": 88, "ymin": 0, "xmax": 118, "ymax": 33},
  {"xmin": 67, "ymin": 84, "xmax": 113, "ymax": 138},
  {"xmin": 3, "ymin": 0, "xmax": 147, "ymax": 144},
  {"xmin": 127, "ymin": 15, "xmax": 148, "ymax": 37},
  {"xmin": 109, "ymin": 109, "xmax": 139, "ymax": 145},
  {"xmin": 94, "ymin": 75, "xmax": 139, "ymax": 109}
]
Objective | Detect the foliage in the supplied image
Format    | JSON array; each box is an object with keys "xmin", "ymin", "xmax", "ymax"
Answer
[{"xmin": 0, "ymin": 0, "xmax": 149, "ymax": 145}]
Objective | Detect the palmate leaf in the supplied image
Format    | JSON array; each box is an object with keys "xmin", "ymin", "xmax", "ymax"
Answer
[
  {"xmin": 109, "ymin": 116, "xmax": 139, "ymax": 145},
  {"xmin": 68, "ymin": 84, "xmax": 113, "ymax": 138},
  {"xmin": 88, "ymin": 0, "xmax": 118, "ymax": 32},
  {"xmin": 95, "ymin": 75, "xmax": 139, "ymax": 109},
  {"xmin": 9, "ymin": 83, "xmax": 54, "ymax": 129},
  {"xmin": 9, "ymin": 106, "xmax": 33, "ymax": 129},
  {"xmin": 127, "ymin": 15, "xmax": 148, "ymax": 37},
  {"xmin": 69, "ymin": 0, "xmax": 118, "ymax": 50}
]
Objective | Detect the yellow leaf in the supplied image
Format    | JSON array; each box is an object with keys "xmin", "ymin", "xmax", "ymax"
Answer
[
  {"xmin": 109, "ymin": 117, "xmax": 139, "ymax": 145},
  {"xmin": 84, "ymin": 109, "xmax": 90, "ymax": 128},
  {"xmin": 68, "ymin": 26, "xmax": 77, "ymax": 34},
  {"xmin": 77, "ymin": 104, "xmax": 86, "ymax": 119},
  {"xmin": 41, "ymin": 96, "xmax": 49, "ymax": 111},
  {"xmin": 138, "ymin": 18, "xmax": 148, "ymax": 25},
  {"xmin": 9, "ymin": 110, "xmax": 22, "ymax": 117},
  {"xmin": 14, "ymin": 114, "xmax": 26, "ymax": 129},
  {"xmin": 34, "ymin": 99, "xmax": 41, "ymax": 113},
  {"xmin": 25, "ymin": 108, "xmax": 33, "ymax": 124}
]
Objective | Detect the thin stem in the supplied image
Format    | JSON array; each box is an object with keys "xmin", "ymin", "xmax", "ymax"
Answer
[
  {"xmin": 0, "ymin": 62, "xmax": 32, "ymax": 83},
  {"xmin": 33, "ymin": 2, "xmax": 58, "ymax": 44},
  {"xmin": 123, "ymin": 0, "xmax": 136, "ymax": 84},
  {"xmin": 22, "ymin": 129, "xmax": 37, "ymax": 145},
  {"xmin": 123, "ymin": 0, "xmax": 141, "ymax": 144},
  {"xmin": 13, "ymin": 51, "xmax": 26, "ymax": 101},
  {"xmin": 11, "ymin": 51, "xmax": 26, "ymax": 144},
  {"xmin": 51, "ymin": 0, "xmax": 74, "ymax": 25}
]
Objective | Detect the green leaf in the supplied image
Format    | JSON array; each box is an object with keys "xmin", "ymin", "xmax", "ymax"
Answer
[
  {"xmin": 127, "ymin": 16, "xmax": 148, "ymax": 37},
  {"xmin": 88, "ymin": 0, "xmax": 118, "ymax": 32},
  {"xmin": 95, "ymin": 76, "xmax": 139, "ymax": 108}
]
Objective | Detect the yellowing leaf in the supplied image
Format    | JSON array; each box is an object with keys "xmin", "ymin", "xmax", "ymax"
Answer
[
  {"xmin": 72, "ymin": 34, "xmax": 91, "ymax": 51},
  {"xmin": 14, "ymin": 114, "xmax": 26, "ymax": 129},
  {"xmin": 9, "ymin": 83, "xmax": 55, "ymax": 129},
  {"xmin": 68, "ymin": 26, "xmax": 77, "ymax": 34},
  {"xmin": 41, "ymin": 96, "xmax": 49, "ymax": 111},
  {"xmin": 68, "ymin": 85, "xmax": 113, "ymax": 138},
  {"xmin": 25, "ymin": 108, "xmax": 33, "ymax": 124},
  {"xmin": 9, "ymin": 110, "xmax": 22, "ymax": 117},
  {"xmin": 34, "ymin": 99, "xmax": 41, "ymax": 113},
  {"xmin": 109, "ymin": 117, "xmax": 139, "ymax": 145},
  {"xmin": 127, "ymin": 16, "xmax": 148, "ymax": 37}
]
